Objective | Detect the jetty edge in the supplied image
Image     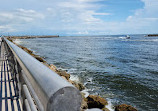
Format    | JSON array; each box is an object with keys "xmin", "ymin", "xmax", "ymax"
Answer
[
  {"xmin": 146, "ymin": 34, "xmax": 158, "ymax": 37},
  {"xmin": 5, "ymin": 35, "xmax": 59, "ymax": 40},
  {"xmin": 6, "ymin": 36, "xmax": 138, "ymax": 111}
]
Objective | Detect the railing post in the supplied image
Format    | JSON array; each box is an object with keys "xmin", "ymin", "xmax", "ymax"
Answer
[
  {"xmin": 13, "ymin": 58, "xmax": 20, "ymax": 97},
  {"xmin": 21, "ymin": 70, "xmax": 27, "ymax": 111},
  {"xmin": 4, "ymin": 41, "xmax": 20, "ymax": 98}
]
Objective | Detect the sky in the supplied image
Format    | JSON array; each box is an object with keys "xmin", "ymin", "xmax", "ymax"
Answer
[{"xmin": 0, "ymin": 0, "xmax": 158, "ymax": 35}]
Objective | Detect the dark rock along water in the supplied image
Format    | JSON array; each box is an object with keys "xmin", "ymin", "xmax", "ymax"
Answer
[{"xmin": 16, "ymin": 35, "xmax": 158, "ymax": 111}]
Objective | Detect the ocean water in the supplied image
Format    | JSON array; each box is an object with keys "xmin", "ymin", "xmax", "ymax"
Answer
[{"xmin": 15, "ymin": 35, "xmax": 158, "ymax": 111}]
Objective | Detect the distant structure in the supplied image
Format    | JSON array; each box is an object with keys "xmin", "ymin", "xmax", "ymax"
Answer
[{"xmin": 147, "ymin": 34, "xmax": 158, "ymax": 37}]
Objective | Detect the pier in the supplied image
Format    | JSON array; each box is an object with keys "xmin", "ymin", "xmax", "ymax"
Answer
[
  {"xmin": 0, "ymin": 37, "xmax": 82, "ymax": 111},
  {"xmin": 0, "ymin": 38, "xmax": 22, "ymax": 111}
]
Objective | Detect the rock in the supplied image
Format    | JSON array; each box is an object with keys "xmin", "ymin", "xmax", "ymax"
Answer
[
  {"xmin": 56, "ymin": 70, "xmax": 70, "ymax": 80},
  {"xmin": 42, "ymin": 62, "xmax": 50, "ymax": 67},
  {"xmin": 77, "ymin": 82, "xmax": 85, "ymax": 91},
  {"xmin": 18, "ymin": 45, "xmax": 33, "ymax": 54},
  {"xmin": 102, "ymin": 107, "xmax": 110, "ymax": 111},
  {"xmin": 49, "ymin": 65, "xmax": 71, "ymax": 80},
  {"xmin": 61, "ymin": 76, "xmax": 67, "ymax": 80},
  {"xmin": 81, "ymin": 98, "xmax": 88, "ymax": 110},
  {"xmin": 81, "ymin": 92, "xmax": 86, "ymax": 98},
  {"xmin": 49, "ymin": 65, "xmax": 70, "ymax": 80},
  {"xmin": 7, "ymin": 38, "xmax": 13, "ymax": 42},
  {"xmin": 34, "ymin": 55, "xmax": 46, "ymax": 63},
  {"xmin": 69, "ymin": 80, "xmax": 85, "ymax": 91},
  {"xmin": 115, "ymin": 104, "xmax": 137, "ymax": 111},
  {"xmin": 85, "ymin": 95, "xmax": 108, "ymax": 109},
  {"xmin": 49, "ymin": 64, "xmax": 57, "ymax": 72},
  {"xmin": 16, "ymin": 44, "xmax": 46, "ymax": 63},
  {"xmin": 81, "ymin": 92, "xmax": 88, "ymax": 110}
]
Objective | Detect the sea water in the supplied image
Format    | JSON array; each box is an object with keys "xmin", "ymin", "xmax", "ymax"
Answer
[{"xmin": 15, "ymin": 35, "xmax": 158, "ymax": 111}]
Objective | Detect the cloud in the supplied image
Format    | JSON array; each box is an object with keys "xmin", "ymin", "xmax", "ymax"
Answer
[
  {"xmin": 0, "ymin": 0, "xmax": 158, "ymax": 35},
  {"xmin": 0, "ymin": 25, "xmax": 17, "ymax": 33},
  {"xmin": 40, "ymin": 0, "xmax": 110, "ymax": 33},
  {"xmin": 0, "ymin": 9, "xmax": 44, "ymax": 23},
  {"xmin": 0, "ymin": 8, "xmax": 44, "ymax": 33},
  {"xmin": 0, "ymin": 0, "xmax": 109, "ymax": 34},
  {"xmin": 123, "ymin": 0, "xmax": 158, "ymax": 33}
]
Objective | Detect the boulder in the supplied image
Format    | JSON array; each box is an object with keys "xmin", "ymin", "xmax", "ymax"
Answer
[
  {"xmin": 81, "ymin": 92, "xmax": 86, "ymax": 98},
  {"xmin": 81, "ymin": 98, "xmax": 88, "ymax": 110},
  {"xmin": 42, "ymin": 62, "xmax": 50, "ymax": 67},
  {"xmin": 17, "ymin": 44, "xmax": 46, "ymax": 63},
  {"xmin": 102, "ymin": 108, "xmax": 110, "ymax": 111},
  {"xmin": 77, "ymin": 82, "xmax": 85, "ymax": 91},
  {"xmin": 61, "ymin": 76, "xmax": 67, "ymax": 80},
  {"xmin": 69, "ymin": 80, "xmax": 85, "ymax": 91},
  {"xmin": 56, "ymin": 70, "xmax": 70, "ymax": 80},
  {"xmin": 49, "ymin": 64, "xmax": 57, "ymax": 72},
  {"xmin": 85, "ymin": 95, "xmax": 108, "ymax": 109},
  {"xmin": 80, "ymin": 92, "xmax": 88, "ymax": 110},
  {"xmin": 18, "ymin": 45, "xmax": 33, "ymax": 54},
  {"xmin": 34, "ymin": 55, "xmax": 46, "ymax": 63},
  {"xmin": 115, "ymin": 104, "xmax": 137, "ymax": 111},
  {"xmin": 7, "ymin": 38, "xmax": 13, "ymax": 42}
]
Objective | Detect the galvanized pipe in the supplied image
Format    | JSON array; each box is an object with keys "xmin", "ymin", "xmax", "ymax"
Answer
[
  {"xmin": 23, "ymin": 84, "xmax": 37, "ymax": 111},
  {"xmin": 22, "ymin": 70, "xmax": 44, "ymax": 111},
  {"xmin": 3, "ymin": 37, "xmax": 82, "ymax": 111},
  {"xmin": 24, "ymin": 99, "xmax": 31, "ymax": 111}
]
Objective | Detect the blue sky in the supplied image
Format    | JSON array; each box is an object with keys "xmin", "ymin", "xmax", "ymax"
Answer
[{"xmin": 0, "ymin": 0, "xmax": 158, "ymax": 35}]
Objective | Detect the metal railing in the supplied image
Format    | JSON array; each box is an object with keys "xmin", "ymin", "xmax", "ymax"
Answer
[{"xmin": 2, "ymin": 37, "xmax": 82, "ymax": 111}]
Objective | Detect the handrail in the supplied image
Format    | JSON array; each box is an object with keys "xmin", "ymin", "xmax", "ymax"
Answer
[{"xmin": 2, "ymin": 37, "xmax": 82, "ymax": 111}]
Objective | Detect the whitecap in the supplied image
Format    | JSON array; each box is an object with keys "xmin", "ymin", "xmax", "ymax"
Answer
[
  {"xmin": 118, "ymin": 37, "xmax": 126, "ymax": 39},
  {"xmin": 13, "ymin": 39, "xmax": 23, "ymax": 44},
  {"xmin": 81, "ymin": 88, "xmax": 89, "ymax": 98},
  {"xmin": 105, "ymin": 98, "xmax": 115, "ymax": 111},
  {"xmin": 67, "ymin": 68, "xmax": 77, "ymax": 73},
  {"xmin": 70, "ymin": 74, "xmax": 80, "ymax": 82}
]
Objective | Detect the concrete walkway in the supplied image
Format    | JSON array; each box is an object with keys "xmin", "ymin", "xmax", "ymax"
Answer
[{"xmin": 0, "ymin": 39, "xmax": 22, "ymax": 111}]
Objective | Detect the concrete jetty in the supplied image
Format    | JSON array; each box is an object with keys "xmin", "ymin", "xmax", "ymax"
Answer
[
  {"xmin": 6, "ymin": 35, "xmax": 59, "ymax": 40},
  {"xmin": 147, "ymin": 34, "xmax": 158, "ymax": 37}
]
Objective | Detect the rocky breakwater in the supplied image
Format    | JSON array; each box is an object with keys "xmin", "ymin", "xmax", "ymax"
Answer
[
  {"xmin": 7, "ymin": 37, "xmax": 138, "ymax": 111},
  {"xmin": 6, "ymin": 35, "xmax": 59, "ymax": 39},
  {"xmin": 115, "ymin": 104, "xmax": 137, "ymax": 111},
  {"xmin": 147, "ymin": 34, "xmax": 158, "ymax": 37}
]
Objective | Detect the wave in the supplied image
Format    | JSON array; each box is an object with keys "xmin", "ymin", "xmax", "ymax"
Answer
[
  {"xmin": 70, "ymin": 74, "xmax": 80, "ymax": 82},
  {"xmin": 105, "ymin": 99, "xmax": 115, "ymax": 111},
  {"xmin": 125, "ymin": 39, "xmax": 158, "ymax": 42},
  {"xmin": 66, "ymin": 69, "xmax": 115, "ymax": 111},
  {"xmin": 13, "ymin": 39, "xmax": 23, "ymax": 44},
  {"xmin": 67, "ymin": 68, "xmax": 77, "ymax": 73},
  {"xmin": 118, "ymin": 37, "xmax": 127, "ymax": 39},
  {"xmin": 140, "ymin": 39, "xmax": 158, "ymax": 42}
]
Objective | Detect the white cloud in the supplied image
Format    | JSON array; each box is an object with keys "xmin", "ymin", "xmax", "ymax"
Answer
[
  {"xmin": 123, "ymin": 0, "xmax": 158, "ymax": 33},
  {"xmin": 0, "ymin": 0, "xmax": 158, "ymax": 35},
  {"xmin": 0, "ymin": 8, "xmax": 45, "ymax": 33},
  {"xmin": 0, "ymin": 25, "xmax": 17, "ymax": 33}
]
